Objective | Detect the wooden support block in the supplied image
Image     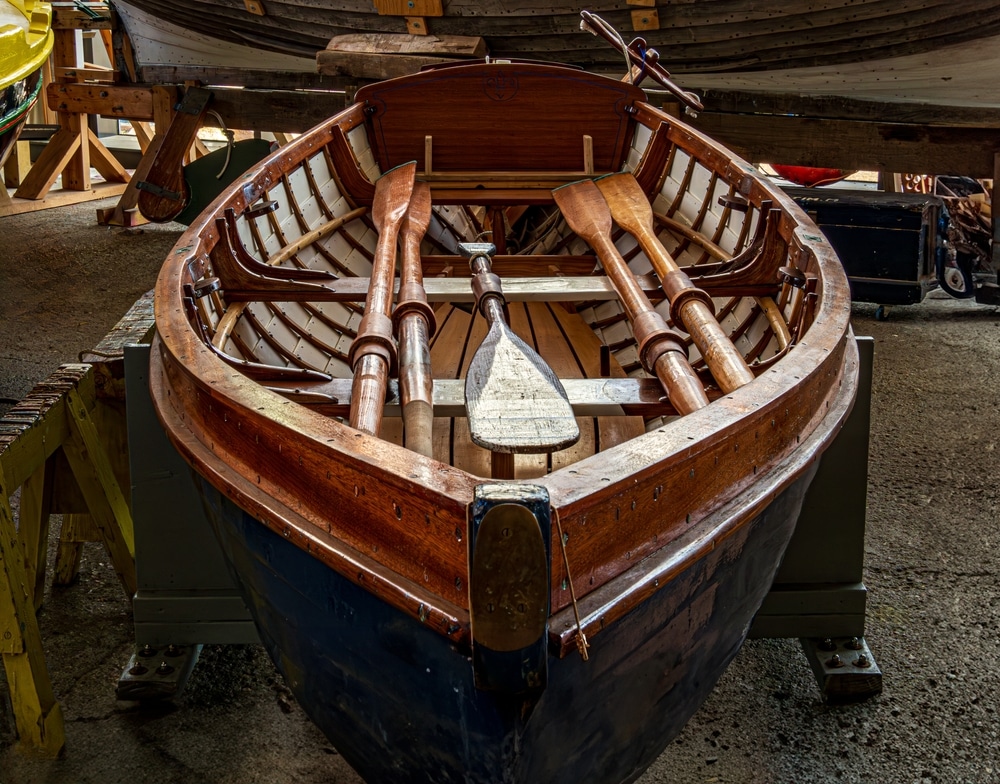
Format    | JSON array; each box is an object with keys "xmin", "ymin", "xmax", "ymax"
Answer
[
  {"xmin": 627, "ymin": 0, "xmax": 656, "ymax": 5},
  {"xmin": 319, "ymin": 33, "xmax": 485, "ymax": 79},
  {"xmin": 54, "ymin": 66, "xmax": 117, "ymax": 83},
  {"xmin": 324, "ymin": 32, "xmax": 485, "ymax": 58},
  {"xmin": 4, "ymin": 139, "xmax": 31, "ymax": 187},
  {"xmin": 51, "ymin": 25, "xmax": 79, "ymax": 71},
  {"xmin": 318, "ymin": 49, "xmax": 457, "ymax": 80},
  {"xmin": 631, "ymin": 9, "xmax": 659, "ymax": 30},
  {"xmin": 406, "ymin": 17, "xmax": 428, "ymax": 35},
  {"xmin": 52, "ymin": 513, "xmax": 96, "ymax": 587},
  {"xmin": 244, "ymin": 0, "xmax": 266, "ymax": 14},
  {"xmin": 0, "ymin": 472, "xmax": 66, "ymax": 757},
  {"xmin": 373, "ymin": 0, "xmax": 442, "ymax": 16},
  {"xmin": 47, "ymin": 83, "xmax": 156, "ymax": 122},
  {"xmin": 52, "ymin": 5, "xmax": 112, "ymax": 30}
]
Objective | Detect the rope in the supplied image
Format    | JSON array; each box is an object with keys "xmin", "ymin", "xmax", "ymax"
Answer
[
  {"xmin": 205, "ymin": 110, "xmax": 235, "ymax": 180},
  {"xmin": 553, "ymin": 507, "xmax": 590, "ymax": 662}
]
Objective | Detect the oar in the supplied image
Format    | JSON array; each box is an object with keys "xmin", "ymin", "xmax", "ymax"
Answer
[
  {"xmin": 461, "ymin": 242, "xmax": 580, "ymax": 462},
  {"xmin": 395, "ymin": 181, "xmax": 435, "ymax": 457},
  {"xmin": 595, "ymin": 172, "xmax": 755, "ymax": 394},
  {"xmin": 552, "ymin": 179, "xmax": 709, "ymax": 415},
  {"xmin": 349, "ymin": 162, "xmax": 416, "ymax": 436}
]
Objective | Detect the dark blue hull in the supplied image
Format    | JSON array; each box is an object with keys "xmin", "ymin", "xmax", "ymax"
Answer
[{"xmin": 196, "ymin": 466, "xmax": 814, "ymax": 784}]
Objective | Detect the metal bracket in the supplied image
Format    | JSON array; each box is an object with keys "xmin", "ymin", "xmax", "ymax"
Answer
[
  {"xmin": 116, "ymin": 643, "xmax": 203, "ymax": 701},
  {"xmin": 800, "ymin": 636, "xmax": 882, "ymax": 703},
  {"xmin": 135, "ymin": 180, "xmax": 181, "ymax": 201}
]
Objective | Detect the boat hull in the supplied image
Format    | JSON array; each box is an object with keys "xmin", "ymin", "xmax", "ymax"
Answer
[
  {"xmin": 148, "ymin": 59, "xmax": 858, "ymax": 783},
  {"xmin": 196, "ymin": 462, "xmax": 817, "ymax": 784},
  {"xmin": 112, "ymin": 0, "xmax": 1000, "ymax": 107}
]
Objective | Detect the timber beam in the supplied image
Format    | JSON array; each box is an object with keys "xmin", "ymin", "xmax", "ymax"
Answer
[
  {"xmin": 49, "ymin": 82, "xmax": 351, "ymax": 134},
  {"xmin": 687, "ymin": 110, "xmax": 1000, "ymax": 179}
]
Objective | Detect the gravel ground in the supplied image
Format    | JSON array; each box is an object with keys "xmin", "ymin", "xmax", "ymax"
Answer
[{"xmin": 1, "ymin": 198, "xmax": 998, "ymax": 784}]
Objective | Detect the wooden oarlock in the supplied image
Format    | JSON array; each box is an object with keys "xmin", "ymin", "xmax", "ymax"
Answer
[
  {"xmin": 553, "ymin": 179, "xmax": 709, "ymax": 415},
  {"xmin": 348, "ymin": 162, "xmax": 417, "ymax": 436},
  {"xmin": 595, "ymin": 173, "xmax": 755, "ymax": 394},
  {"xmin": 393, "ymin": 181, "xmax": 436, "ymax": 457}
]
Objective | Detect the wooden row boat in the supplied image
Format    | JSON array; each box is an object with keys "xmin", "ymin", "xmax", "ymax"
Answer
[
  {"xmin": 150, "ymin": 58, "xmax": 857, "ymax": 783},
  {"xmin": 110, "ymin": 0, "xmax": 1000, "ymax": 106},
  {"xmin": 0, "ymin": 0, "xmax": 52, "ymax": 169}
]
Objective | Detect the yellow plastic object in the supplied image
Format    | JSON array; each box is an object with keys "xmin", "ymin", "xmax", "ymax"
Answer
[{"xmin": 0, "ymin": 0, "xmax": 53, "ymax": 91}]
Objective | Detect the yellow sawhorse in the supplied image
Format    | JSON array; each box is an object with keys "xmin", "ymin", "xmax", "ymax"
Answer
[{"xmin": 0, "ymin": 363, "xmax": 135, "ymax": 757}]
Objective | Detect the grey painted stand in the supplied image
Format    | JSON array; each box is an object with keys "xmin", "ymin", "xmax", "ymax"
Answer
[
  {"xmin": 117, "ymin": 344, "xmax": 257, "ymax": 699},
  {"xmin": 118, "ymin": 339, "xmax": 880, "ymax": 702},
  {"xmin": 750, "ymin": 336, "xmax": 881, "ymax": 701}
]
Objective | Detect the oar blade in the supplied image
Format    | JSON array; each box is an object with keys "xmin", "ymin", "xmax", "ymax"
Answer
[
  {"xmin": 595, "ymin": 172, "xmax": 655, "ymax": 236},
  {"xmin": 466, "ymin": 322, "xmax": 580, "ymax": 454},
  {"xmin": 372, "ymin": 161, "xmax": 417, "ymax": 232},
  {"xmin": 401, "ymin": 180, "xmax": 432, "ymax": 237}
]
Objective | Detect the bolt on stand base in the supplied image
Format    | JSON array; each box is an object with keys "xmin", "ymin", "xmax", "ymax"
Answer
[
  {"xmin": 800, "ymin": 636, "xmax": 882, "ymax": 703},
  {"xmin": 116, "ymin": 643, "xmax": 203, "ymax": 701}
]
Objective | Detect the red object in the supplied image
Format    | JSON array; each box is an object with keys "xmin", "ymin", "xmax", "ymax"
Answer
[{"xmin": 771, "ymin": 165, "xmax": 853, "ymax": 187}]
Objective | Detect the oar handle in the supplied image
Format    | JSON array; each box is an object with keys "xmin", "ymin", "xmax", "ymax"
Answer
[
  {"xmin": 349, "ymin": 167, "xmax": 415, "ymax": 435},
  {"xmin": 639, "ymin": 228, "xmax": 756, "ymax": 392},
  {"xmin": 395, "ymin": 182, "xmax": 436, "ymax": 456},
  {"xmin": 398, "ymin": 316, "xmax": 434, "ymax": 457},
  {"xmin": 592, "ymin": 232, "xmax": 710, "ymax": 414}
]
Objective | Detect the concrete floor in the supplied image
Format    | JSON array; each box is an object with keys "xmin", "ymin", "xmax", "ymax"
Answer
[{"xmin": 1, "ymin": 197, "xmax": 999, "ymax": 783}]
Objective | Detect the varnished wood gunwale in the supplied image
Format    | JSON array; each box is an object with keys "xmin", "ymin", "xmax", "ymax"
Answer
[{"xmin": 151, "ymin": 62, "xmax": 854, "ymax": 653}]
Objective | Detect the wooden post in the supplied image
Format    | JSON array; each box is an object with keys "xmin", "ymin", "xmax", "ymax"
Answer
[
  {"xmin": 61, "ymin": 387, "xmax": 136, "ymax": 596},
  {"xmin": 97, "ymin": 85, "xmax": 177, "ymax": 226},
  {"xmin": 53, "ymin": 514, "xmax": 97, "ymax": 586},
  {"xmin": 0, "ymin": 471, "xmax": 66, "ymax": 757},
  {"xmin": 3, "ymin": 140, "xmax": 32, "ymax": 188},
  {"xmin": 16, "ymin": 460, "xmax": 55, "ymax": 610},
  {"xmin": 7, "ymin": 20, "xmax": 130, "ymax": 213}
]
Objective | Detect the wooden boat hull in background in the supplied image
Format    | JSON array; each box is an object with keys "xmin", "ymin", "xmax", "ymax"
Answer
[{"xmin": 111, "ymin": 0, "xmax": 1000, "ymax": 106}]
